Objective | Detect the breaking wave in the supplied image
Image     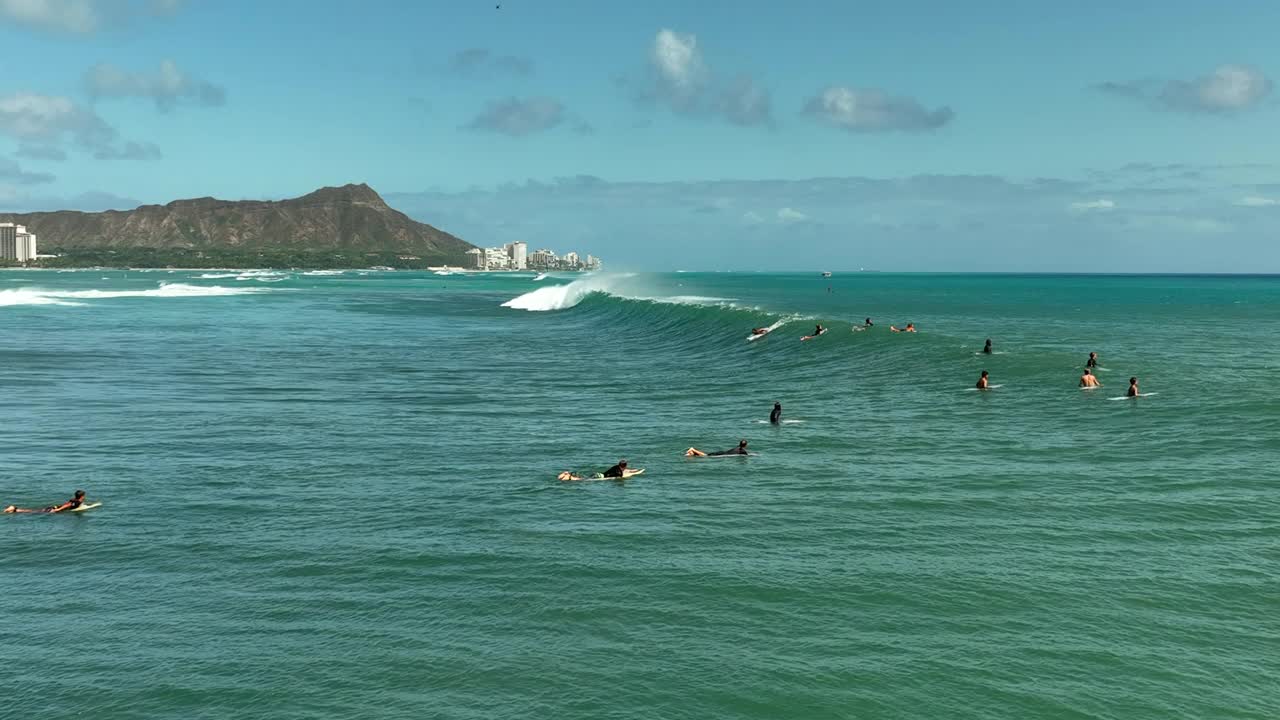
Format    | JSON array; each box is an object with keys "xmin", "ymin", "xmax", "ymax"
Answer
[{"xmin": 0, "ymin": 283, "xmax": 270, "ymax": 307}]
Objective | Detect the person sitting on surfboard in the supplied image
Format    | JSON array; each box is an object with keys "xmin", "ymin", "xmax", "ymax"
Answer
[
  {"xmin": 983, "ymin": 338, "xmax": 993, "ymax": 354},
  {"xmin": 601, "ymin": 459, "xmax": 629, "ymax": 478},
  {"xmin": 890, "ymin": 323, "xmax": 916, "ymax": 333},
  {"xmin": 4, "ymin": 489, "xmax": 86, "ymax": 514},
  {"xmin": 1086, "ymin": 352, "xmax": 1099, "ymax": 369},
  {"xmin": 1128, "ymin": 377, "xmax": 1139, "ymax": 397},
  {"xmin": 1080, "ymin": 369, "xmax": 1101, "ymax": 388},
  {"xmin": 770, "ymin": 402, "xmax": 782, "ymax": 424},
  {"xmin": 976, "ymin": 371, "xmax": 990, "ymax": 390},
  {"xmin": 686, "ymin": 440, "xmax": 750, "ymax": 457}
]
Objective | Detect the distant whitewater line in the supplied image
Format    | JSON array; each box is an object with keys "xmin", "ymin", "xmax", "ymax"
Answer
[{"xmin": 0, "ymin": 283, "xmax": 269, "ymax": 307}]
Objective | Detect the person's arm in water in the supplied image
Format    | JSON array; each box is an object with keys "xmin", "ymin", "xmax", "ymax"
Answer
[{"xmin": 45, "ymin": 500, "xmax": 75, "ymax": 513}]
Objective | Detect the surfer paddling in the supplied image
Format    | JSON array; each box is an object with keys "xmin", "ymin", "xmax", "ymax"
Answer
[
  {"xmin": 750, "ymin": 327, "xmax": 770, "ymax": 337},
  {"xmin": 685, "ymin": 440, "xmax": 750, "ymax": 457},
  {"xmin": 801, "ymin": 324, "xmax": 827, "ymax": 341},
  {"xmin": 5, "ymin": 490, "xmax": 87, "ymax": 514},
  {"xmin": 1080, "ymin": 369, "xmax": 1101, "ymax": 388},
  {"xmin": 890, "ymin": 323, "xmax": 916, "ymax": 333}
]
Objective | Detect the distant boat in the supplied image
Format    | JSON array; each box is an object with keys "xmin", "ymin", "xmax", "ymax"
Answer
[{"xmin": 821, "ymin": 271, "xmax": 832, "ymax": 278}]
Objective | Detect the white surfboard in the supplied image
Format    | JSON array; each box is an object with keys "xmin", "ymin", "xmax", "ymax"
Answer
[
  {"xmin": 1109, "ymin": 392, "xmax": 1157, "ymax": 400},
  {"xmin": 70, "ymin": 502, "xmax": 102, "ymax": 512},
  {"xmin": 747, "ymin": 319, "xmax": 786, "ymax": 342}
]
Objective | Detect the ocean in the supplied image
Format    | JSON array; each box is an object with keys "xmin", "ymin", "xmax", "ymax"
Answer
[{"xmin": 2, "ymin": 269, "xmax": 1277, "ymax": 719}]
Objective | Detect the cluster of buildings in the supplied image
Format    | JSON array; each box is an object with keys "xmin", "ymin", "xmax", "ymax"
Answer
[
  {"xmin": 0, "ymin": 222, "xmax": 38, "ymax": 262},
  {"xmin": 466, "ymin": 241, "xmax": 600, "ymax": 271}
]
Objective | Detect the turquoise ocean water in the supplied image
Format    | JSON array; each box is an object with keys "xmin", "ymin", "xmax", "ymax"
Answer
[{"xmin": 2, "ymin": 269, "xmax": 1277, "ymax": 719}]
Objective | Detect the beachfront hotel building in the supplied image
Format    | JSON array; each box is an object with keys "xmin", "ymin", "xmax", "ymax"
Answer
[
  {"xmin": 0, "ymin": 223, "xmax": 37, "ymax": 262},
  {"xmin": 505, "ymin": 241, "xmax": 527, "ymax": 270}
]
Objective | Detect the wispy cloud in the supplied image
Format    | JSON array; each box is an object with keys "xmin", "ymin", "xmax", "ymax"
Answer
[
  {"xmin": 85, "ymin": 59, "xmax": 226, "ymax": 110},
  {"xmin": 1069, "ymin": 198, "xmax": 1116, "ymax": 212},
  {"xmin": 465, "ymin": 96, "xmax": 565, "ymax": 136},
  {"xmin": 0, "ymin": 92, "xmax": 160, "ymax": 160},
  {"xmin": 1234, "ymin": 196, "xmax": 1279, "ymax": 207},
  {"xmin": 449, "ymin": 48, "xmax": 535, "ymax": 77},
  {"xmin": 1096, "ymin": 65, "xmax": 1272, "ymax": 113},
  {"xmin": 0, "ymin": 0, "xmax": 184, "ymax": 34},
  {"xmin": 15, "ymin": 143, "xmax": 67, "ymax": 161},
  {"xmin": 803, "ymin": 86, "xmax": 953, "ymax": 132},
  {"xmin": 0, "ymin": 158, "xmax": 55, "ymax": 184}
]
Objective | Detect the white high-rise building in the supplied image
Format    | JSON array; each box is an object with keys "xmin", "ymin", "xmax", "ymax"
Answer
[
  {"xmin": 466, "ymin": 248, "xmax": 485, "ymax": 269},
  {"xmin": 505, "ymin": 241, "xmax": 527, "ymax": 270},
  {"xmin": 586, "ymin": 255, "xmax": 598, "ymax": 270},
  {"xmin": 0, "ymin": 223, "xmax": 37, "ymax": 262},
  {"xmin": 529, "ymin": 248, "xmax": 556, "ymax": 269},
  {"xmin": 484, "ymin": 247, "xmax": 509, "ymax": 270},
  {"xmin": 564, "ymin": 251, "xmax": 580, "ymax": 268}
]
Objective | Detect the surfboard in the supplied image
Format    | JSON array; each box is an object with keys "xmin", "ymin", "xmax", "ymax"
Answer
[
  {"xmin": 800, "ymin": 329, "xmax": 828, "ymax": 341},
  {"xmin": 70, "ymin": 502, "xmax": 102, "ymax": 512},
  {"xmin": 685, "ymin": 452, "xmax": 756, "ymax": 457},
  {"xmin": 1109, "ymin": 392, "xmax": 1157, "ymax": 400},
  {"xmin": 966, "ymin": 384, "xmax": 1004, "ymax": 391}
]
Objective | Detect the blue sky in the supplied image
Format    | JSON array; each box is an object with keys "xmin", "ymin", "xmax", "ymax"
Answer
[{"xmin": 1, "ymin": 0, "xmax": 1279, "ymax": 270}]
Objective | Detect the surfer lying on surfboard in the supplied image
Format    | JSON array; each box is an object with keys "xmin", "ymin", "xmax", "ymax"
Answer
[
  {"xmin": 801, "ymin": 325, "xmax": 827, "ymax": 341},
  {"xmin": 685, "ymin": 440, "xmax": 750, "ymax": 457},
  {"xmin": 5, "ymin": 489, "xmax": 88, "ymax": 514},
  {"xmin": 559, "ymin": 459, "xmax": 644, "ymax": 481},
  {"xmin": 890, "ymin": 323, "xmax": 916, "ymax": 333}
]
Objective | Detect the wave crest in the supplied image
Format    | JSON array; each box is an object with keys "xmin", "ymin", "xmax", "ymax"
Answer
[{"xmin": 0, "ymin": 283, "xmax": 269, "ymax": 307}]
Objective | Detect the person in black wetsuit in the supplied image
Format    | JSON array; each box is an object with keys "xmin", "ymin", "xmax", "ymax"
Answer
[
  {"xmin": 600, "ymin": 459, "xmax": 628, "ymax": 478},
  {"xmin": 1086, "ymin": 352, "xmax": 1099, "ymax": 369},
  {"xmin": 686, "ymin": 440, "xmax": 749, "ymax": 457},
  {"xmin": 770, "ymin": 402, "xmax": 782, "ymax": 424},
  {"xmin": 983, "ymin": 338, "xmax": 993, "ymax": 354},
  {"xmin": 864, "ymin": 318, "xmax": 873, "ymax": 327},
  {"xmin": 1127, "ymin": 377, "xmax": 1139, "ymax": 397},
  {"xmin": 5, "ymin": 489, "xmax": 86, "ymax": 514}
]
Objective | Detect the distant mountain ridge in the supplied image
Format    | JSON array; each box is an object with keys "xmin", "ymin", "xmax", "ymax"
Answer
[{"xmin": 0, "ymin": 184, "xmax": 475, "ymax": 265}]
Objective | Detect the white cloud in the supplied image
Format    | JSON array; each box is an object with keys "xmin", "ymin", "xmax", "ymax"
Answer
[
  {"xmin": 777, "ymin": 207, "xmax": 808, "ymax": 222},
  {"xmin": 803, "ymin": 86, "xmax": 953, "ymax": 132},
  {"xmin": 85, "ymin": 59, "xmax": 226, "ymax": 110},
  {"xmin": 1234, "ymin": 196, "xmax": 1279, "ymax": 207},
  {"xmin": 651, "ymin": 29, "xmax": 708, "ymax": 108},
  {"xmin": 628, "ymin": 28, "xmax": 772, "ymax": 127},
  {"xmin": 1069, "ymin": 199, "xmax": 1116, "ymax": 212},
  {"xmin": 0, "ymin": 0, "xmax": 97, "ymax": 33},
  {"xmin": 741, "ymin": 211, "xmax": 764, "ymax": 225}
]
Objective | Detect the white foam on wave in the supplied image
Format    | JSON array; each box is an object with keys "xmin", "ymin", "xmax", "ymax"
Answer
[
  {"xmin": 1, "ymin": 282, "xmax": 268, "ymax": 307},
  {"xmin": 0, "ymin": 289, "xmax": 87, "ymax": 307},
  {"xmin": 303, "ymin": 270, "xmax": 345, "ymax": 276},
  {"xmin": 501, "ymin": 274, "xmax": 633, "ymax": 311},
  {"xmin": 198, "ymin": 272, "xmax": 240, "ymax": 279}
]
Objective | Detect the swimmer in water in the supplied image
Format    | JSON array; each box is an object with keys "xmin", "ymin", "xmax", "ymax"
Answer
[
  {"xmin": 890, "ymin": 323, "xmax": 916, "ymax": 333},
  {"xmin": 1127, "ymin": 377, "xmax": 1139, "ymax": 397},
  {"xmin": 769, "ymin": 402, "xmax": 782, "ymax": 424},
  {"xmin": 983, "ymin": 338, "xmax": 993, "ymax": 354},
  {"xmin": 864, "ymin": 318, "xmax": 873, "ymax": 327},
  {"xmin": 5, "ymin": 489, "xmax": 87, "ymax": 514},
  {"xmin": 685, "ymin": 439, "xmax": 750, "ymax": 457},
  {"xmin": 1080, "ymin": 368, "xmax": 1101, "ymax": 388},
  {"xmin": 976, "ymin": 370, "xmax": 990, "ymax": 390},
  {"xmin": 1086, "ymin": 352, "xmax": 1099, "ymax": 369}
]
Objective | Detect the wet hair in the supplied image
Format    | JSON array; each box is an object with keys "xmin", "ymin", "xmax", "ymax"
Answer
[
  {"xmin": 739, "ymin": 439, "xmax": 748, "ymax": 447},
  {"xmin": 1083, "ymin": 368, "xmax": 1091, "ymax": 374},
  {"xmin": 980, "ymin": 370, "xmax": 988, "ymax": 377},
  {"xmin": 619, "ymin": 459, "xmax": 628, "ymax": 466},
  {"xmin": 985, "ymin": 338, "xmax": 992, "ymax": 344},
  {"xmin": 1090, "ymin": 352, "xmax": 1097, "ymax": 357},
  {"xmin": 774, "ymin": 401, "xmax": 781, "ymax": 407},
  {"xmin": 1129, "ymin": 377, "xmax": 1137, "ymax": 384},
  {"xmin": 74, "ymin": 490, "xmax": 85, "ymax": 499}
]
